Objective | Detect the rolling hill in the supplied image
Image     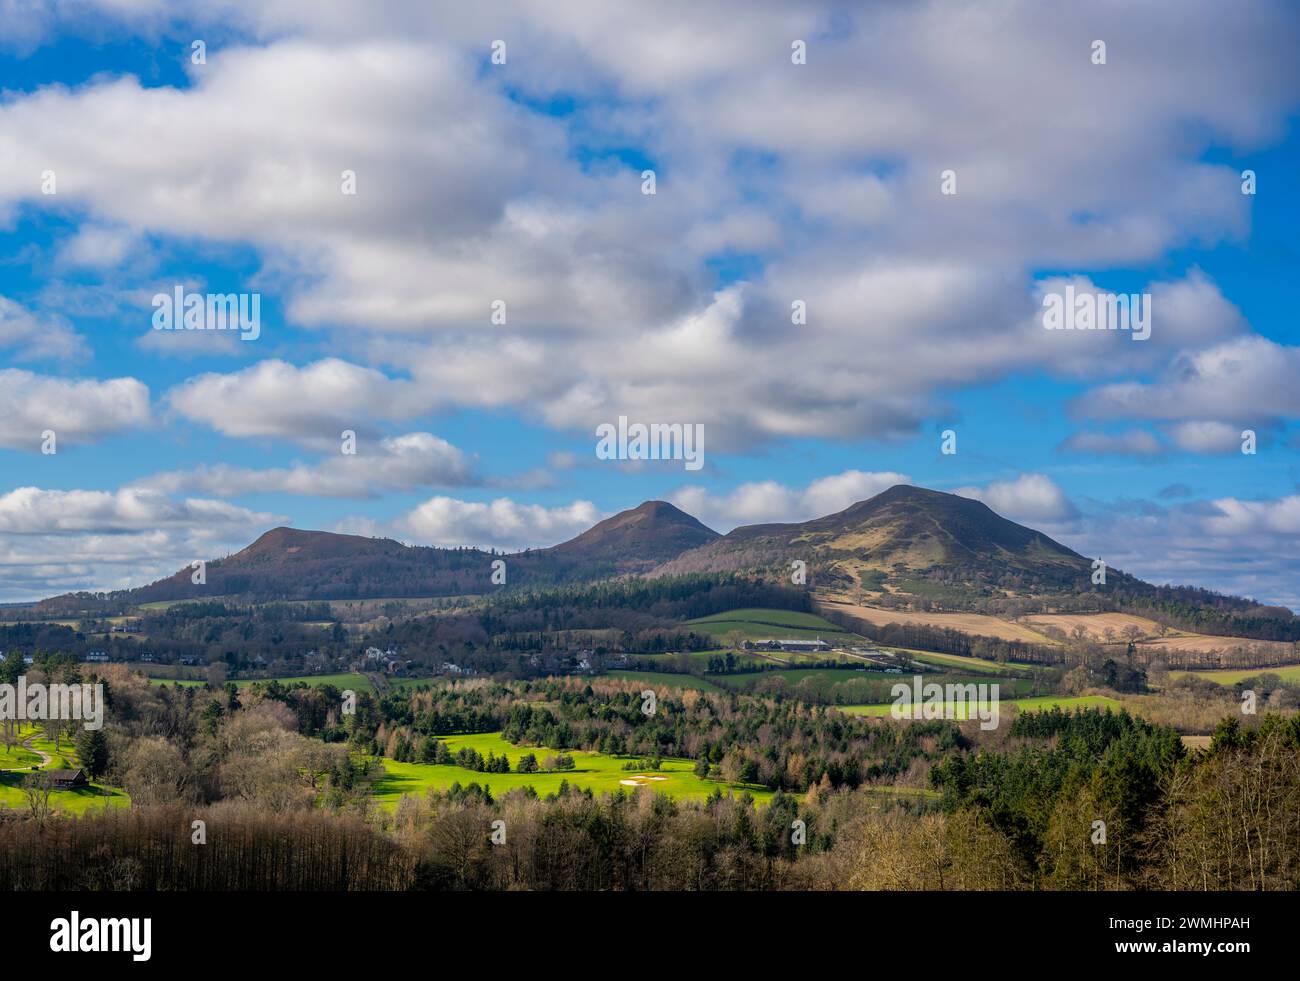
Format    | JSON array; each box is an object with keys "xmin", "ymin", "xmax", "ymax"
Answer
[
  {"xmin": 653, "ymin": 484, "xmax": 1103, "ymax": 594},
  {"xmin": 70, "ymin": 500, "xmax": 718, "ymax": 604},
  {"xmin": 29, "ymin": 487, "xmax": 1298, "ymax": 654}
]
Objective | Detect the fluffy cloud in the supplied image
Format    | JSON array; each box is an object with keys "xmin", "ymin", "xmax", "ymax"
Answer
[
  {"xmin": 394, "ymin": 496, "xmax": 600, "ymax": 550},
  {"xmin": 0, "ymin": 369, "xmax": 150, "ymax": 450},
  {"xmin": 0, "ymin": 2, "xmax": 1292, "ymax": 450},
  {"xmin": 136, "ymin": 432, "xmax": 476, "ymax": 498},
  {"xmin": 0, "ymin": 297, "xmax": 86, "ymax": 362},
  {"xmin": 670, "ymin": 470, "xmax": 909, "ymax": 531},
  {"xmin": 1075, "ymin": 337, "xmax": 1300, "ymax": 424},
  {"xmin": 1050, "ymin": 495, "xmax": 1300, "ymax": 610},
  {"xmin": 166, "ymin": 359, "xmax": 421, "ymax": 443},
  {"xmin": 1165, "ymin": 421, "xmax": 1249, "ymax": 454},
  {"xmin": 954, "ymin": 474, "xmax": 1080, "ymax": 526},
  {"xmin": 0, "ymin": 486, "xmax": 282, "ymax": 600}
]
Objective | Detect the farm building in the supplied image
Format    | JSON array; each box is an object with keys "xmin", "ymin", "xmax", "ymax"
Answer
[{"xmin": 751, "ymin": 638, "xmax": 833, "ymax": 653}]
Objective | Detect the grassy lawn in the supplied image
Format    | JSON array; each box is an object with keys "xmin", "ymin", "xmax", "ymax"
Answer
[
  {"xmin": 368, "ymin": 731, "xmax": 771, "ymax": 807},
  {"xmin": 1169, "ymin": 663, "xmax": 1300, "ymax": 686},
  {"xmin": 838, "ymin": 694, "xmax": 1123, "ymax": 717},
  {"xmin": 0, "ymin": 774, "xmax": 129, "ymax": 815},
  {"xmin": 0, "ymin": 724, "xmax": 129, "ymax": 815},
  {"xmin": 25, "ymin": 727, "xmax": 78, "ymax": 769}
]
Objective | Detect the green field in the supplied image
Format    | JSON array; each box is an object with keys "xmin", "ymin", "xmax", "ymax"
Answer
[
  {"xmin": 605, "ymin": 670, "xmax": 724, "ymax": 692},
  {"xmin": 839, "ymin": 694, "xmax": 1123, "ymax": 718},
  {"xmin": 640, "ymin": 649, "xmax": 773, "ymax": 670},
  {"xmin": 903, "ymin": 649, "xmax": 1040, "ymax": 675},
  {"xmin": 0, "ymin": 775, "xmax": 130, "ymax": 815},
  {"xmin": 1169, "ymin": 663, "xmax": 1300, "ymax": 686},
  {"xmin": 721, "ymin": 666, "xmax": 1035, "ymax": 702},
  {"xmin": 0, "ymin": 723, "xmax": 130, "ymax": 815},
  {"xmin": 148, "ymin": 672, "xmax": 378, "ymax": 692},
  {"xmin": 687, "ymin": 607, "xmax": 860, "ymax": 643},
  {"xmin": 369, "ymin": 731, "xmax": 771, "ymax": 807}
]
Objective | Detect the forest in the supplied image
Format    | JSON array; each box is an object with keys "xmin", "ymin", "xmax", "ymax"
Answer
[{"xmin": 2, "ymin": 661, "xmax": 1297, "ymax": 891}]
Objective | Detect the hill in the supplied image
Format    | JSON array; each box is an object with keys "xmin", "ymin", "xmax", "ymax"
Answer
[
  {"xmin": 67, "ymin": 501, "xmax": 717, "ymax": 604},
  {"xmin": 654, "ymin": 484, "xmax": 1099, "ymax": 595}
]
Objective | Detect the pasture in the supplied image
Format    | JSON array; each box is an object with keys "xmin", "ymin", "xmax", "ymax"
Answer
[
  {"xmin": 1169, "ymin": 663, "xmax": 1300, "ymax": 686},
  {"xmin": 687, "ymin": 607, "xmax": 861, "ymax": 644}
]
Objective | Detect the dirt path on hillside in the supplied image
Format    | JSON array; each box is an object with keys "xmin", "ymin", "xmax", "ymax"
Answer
[
  {"xmin": 21, "ymin": 731, "xmax": 54, "ymax": 768},
  {"xmin": 0, "ymin": 729, "xmax": 53, "ymax": 771}
]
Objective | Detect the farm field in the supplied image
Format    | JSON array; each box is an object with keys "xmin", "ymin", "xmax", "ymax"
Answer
[
  {"xmin": 1025, "ymin": 613, "xmax": 1292, "ymax": 657},
  {"xmin": 687, "ymin": 607, "xmax": 861, "ymax": 644},
  {"xmin": 838, "ymin": 694, "xmax": 1123, "ymax": 718},
  {"xmin": 1023, "ymin": 612, "xmax": 1161, "ymax": 638},
  {"xmin": 721, "ymin": 666, "xmax": 1035, "ymax": 702},
  {"xmin": 605, "ymin": 670, "xmax": 723, "ymax": 692},
  {"xmin": 148, "ymin": 672, "xmax": 376, "ymax": 691},
  {"xmin": 368, "ymin": 731, "xmax": 772, "ymax": 806},
  {"xmin": 1140, "ymin": 634, "xmax": 1295, "ymax": 656},
  {"xmin": 818, "ymin": 598, "xmax": 1056, "ymax": 644},
  {"xmin": 640, "ymin": 649, "xmax": 773, "ymax": 670},
  {"xmin": 902, "ymin": 649, "xmax": 1040, "ymax": 675},
  {"xmin": 1169, "ymin": 663, "xmax": 1300, "ymax": 685}
]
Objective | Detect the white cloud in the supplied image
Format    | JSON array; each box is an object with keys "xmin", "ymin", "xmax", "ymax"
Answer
[
  {"xmin": 1165, "ymin": 421, "xmax": 1248, "ymax": 454},
  {"xmin": 0, "ymin": 486, "xmax": 282, "ymax": 601},
  {"xmin": 55, "ymin": 223, "xmax": 140, "ymax": 270},
  {"xmin": 1050, "ymin": 495, "xmax": 1300, "ymax": 610},
  {"xmin": 136, "ymin": 432, "xmax": 476, "ymax": 498},
  {"xmin": 1076, "ymin": 337, "xmax": 1300, "ymax": 424},
  {"xmin": 166, "ymin": 358, "xmax": 420, "ymax": 443},
  {"xmin": 0, "ymin": 369, "xmax": 150, "ymax": 449},
  {"xmin": 1059, "ymin": 429, "xmax": 1165, "ymax": 456},
  {"xmin": 954, "ymin": 474, "xmax": 1080, "ymax": 525},
  {"xmin": 670, "ymin": 470, "xmax": 909, "ymax": 531},
  {"xmin": 0, "ymin": 4, "xmax": 1292, "ymax": 449},
  {"xmin": 395, "ymin": 496, "xmax": 600, "ymax": 550},
  {"xmin": 0, "ymin": 296, "xmax": 86, "ymax": 362}
]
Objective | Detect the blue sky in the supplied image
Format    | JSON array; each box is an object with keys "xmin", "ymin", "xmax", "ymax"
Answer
[{"xmin": 1, "ymin": 0, "xmax": 1298, "ymax": 606}]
